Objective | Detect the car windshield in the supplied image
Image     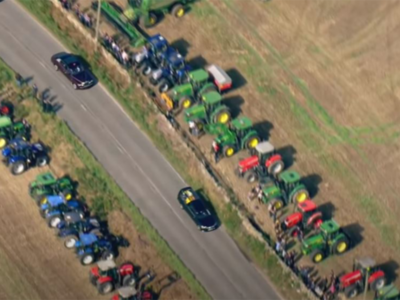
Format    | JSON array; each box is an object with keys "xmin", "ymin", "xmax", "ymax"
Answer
[
  {"xmin": 190, "ymin": 201, "xmax": 210, "ymax": 217},
  {"xmin": 67, "ymin": 61, "xmax": 84, "ymax": 75}
]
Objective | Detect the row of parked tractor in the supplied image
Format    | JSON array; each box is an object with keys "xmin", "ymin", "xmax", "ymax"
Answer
[
  {"xmin": 55, "ymin": 0, "xmax": 400, "ymax": 299},
  {"xmin": 0, "ymin": 103, "xmax": 154, "ymax": 299}
]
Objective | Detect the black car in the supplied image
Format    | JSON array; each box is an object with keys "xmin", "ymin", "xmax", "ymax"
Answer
[
  {"xmin": 178, "ymin": 187, "xmax": 218, "ymax": 232},
  {"xmin": 51, "ymin": 53, "xmax": 95, "ymax": 90}
]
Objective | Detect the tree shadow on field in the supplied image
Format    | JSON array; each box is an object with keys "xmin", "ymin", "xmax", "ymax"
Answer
[
  {"xmin": 317, "ymin": 202, "xmax": 336, "ymax": 220},
  {"xmin": 226, "ymin": 68, "xmax": 247, "ymax": 91},
  {"xmin": 187, "ymin": 55, "xmax": 208, "ymax": 69},
  {"xmin": 379, "ymin": 260, "xmax": 399, "ymax": 282},
  {"xmin": 170, "ymin": 38, "xmax": 191, "ymax": 57},
  {"xmin": 223, "ymin": 95, "xmax": 245, "ymax": 119},
  {"xmin": 277, "ymin": 144, "xmax": 297, "ymax": 169},
  {"xmin": 253, "ymin": 120, "xmax": 274, "ymax": 141},
  {"xmin": 302, "ymin": 173, "xmax": 322, "ymax": 198},
  {"xmin": 342, "ymin": 223, "xmax": 364, "ymax": 249}
]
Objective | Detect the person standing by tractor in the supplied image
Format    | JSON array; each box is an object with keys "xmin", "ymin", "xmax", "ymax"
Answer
[
  {"xmin": 15, "ymin": 73, "xmax": 23, "ymax": 87},
  {"xmin": 211, "ymin": 141, "xmax": 221, "ymax": 163}
]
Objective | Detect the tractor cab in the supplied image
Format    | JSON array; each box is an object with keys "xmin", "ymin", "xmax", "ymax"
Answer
[
  {"xmin": 98, "ymin": 260, "xmax": 118, "ymax": 277},
  {"xmin": 188, "ymin": 69, "xmax": 210, "ymax": 89},
  {"xmin": 277, "ymin": 170, "xmax": 309, "ymax": 203},
  {"xmin": 147, "ymin": 34, "xmax": 168, "ymax": 54},
  {"xmin": 229, "ymin": 117, "xmax": 253, "ymax": 139},
  {"xmin": 76, "ymin": 233, "xmax": 99, "ymax": 248},
  {"xmin": 353, "ymin": 257, "xmax": 378, "ymax": 274},
  {"xmin": 281, "ymin": 200, "xmax": 319, "ymax": 230},
  {"xmin": 319, "ymin": 219, "xmax": 341, "ymax": 241},
  {"xmin": 375, "ymin": 284, "xmax": 400, "ymax": 300}
]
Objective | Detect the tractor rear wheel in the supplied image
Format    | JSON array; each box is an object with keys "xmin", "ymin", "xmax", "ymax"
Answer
[
  {"xmin": 344, "ymin": 286, "xmax": 359, "ymax": 298},
  {"xmin": 10, "ymin": 161, "xmax": 26, "ymax": 175},
  {"xmin": 223, "ymin": 145, "xmax": 235, "ymax": 157},
  {"xmin": 0, "ymin": 137, "xmax": 8, "ymax": 149},
  {"xmin": 139, "ymin": 13, "xmax": 157, "ymax": 28},
  {"xmin": 288, "ymin": 226, "xmax": 300, "ymax": 237},
  {"xmin": 179, "ymin": 97, "xmax": 193, "ymax": 110},
  {"xmin": 245, "ymin": 136, "xmax": 261, "ymax": 150},
  {"xmin": 80, "ymin": 253, "xmax": 95, "ymax": 266},
  {"xmin": 89, "ymin": 270, "xmax": 98, "ymax": 286},
  {"xmin": 214, "ymin": 109, "xmax": 231, "ymax": 124},
  {"xmin": 64, "ymin": 236, "xmax": 78, "ymax": 249},
  {"xmin": 97, "ymin": 281, "xmax": 114, "ymax": 295},
  {"xmin": 270, "ymin": 199, "xmax": 284, "ymax": 211},
  {"xmin": 157, "ymin": 80, "xmax": 171, "ymax": 93},
  {"xmin": 371, "ymin": 277, "xmax": 386, "ymax": 291},
  {"xmin": 122, "ymin": 274, "xmax": 137, "ymax": 287},
  {"xmin": 244, "ymin": 170, "xmax": 258, "ymax": 183},
  {"xmin": 140, "ymin": 64, "xmax": 152, "ymax": 76},
  {"xmin": 48, "ymin": 215, "xmax": 62, "ymax": 228},
  {"xmin": 101, "ymin": 250, "xmax": 114, "ymax": 261},
  {"xmin": 310, "ymin": 249, "xmax": 325, "ymax": 263},
  {"xmin": 333, "ymin": 236, "xmax": 350, "ymax": 255},
  {"xmin": 171, "ymin": 4, "xmax": 185, "ymax": 18},
  {"xmin": 268, "ymin": 160, "xmax": 285, "ymax": 176},
  {"xmin": 291, "ymin": 188, "xmax": 309, "ymax": 204},
  {"xmin": 36, "ymin": 156, "xmax": 49, "ymax": 167}
]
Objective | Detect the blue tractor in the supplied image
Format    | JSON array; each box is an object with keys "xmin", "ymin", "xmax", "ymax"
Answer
[
  {"xmin": 39, "ymin": 195, "xmax": 89, "ymax": 228},
  {"xmin": 2, "ymin": 138, "xmax": 49, "ymax": 175},
  {"xmin": 133, "ymin": 34, "xmax": 169, "ymax": 75},
  {"xmin": 75, "ymin": 233, "xmax": 129, "ymax": 266},
  {"xmin": 149, "ymin": 48, "xmax": 191, "ymax": 93}
]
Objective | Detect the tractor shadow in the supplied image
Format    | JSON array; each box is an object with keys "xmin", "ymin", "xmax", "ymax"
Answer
[
  {"xmin": 223, "ymin": 95, "xmax": 244, "ymax": 119},
  {"xmin": 278, "ymin": 145, "xmax": 297, "ymax": 169},
  {"xmin": 317, "ymin": 202, "xmax": 336, "ymax": 220},
  {"xmin": 301, "ymin": 173, "xmax": 322, "ymax": 199},
  {"xmin": 226, "ymin": 68, "xmax": 247, "ymax": 91},
  {"xmin": 170, "ymin": 38, "xmax": 191, "ymax": 57},
  {"xmin": 253, "ymin": 120, "xmax": 274, "ymax": 142},
  {"xmin": 197, "ymin": 188, "xmax": 221, "ymax": 230},
  {"xmin": 343, "ymin": 223, "xmax": 364, "ymax": 249},
  {"xmin": 379, "ymin": 260, "xmax": 399, "ymax": 282},
  {"xmin": 157, "ymin": 271, "xmax": 181, "ymax": 298},
  {"xmin": 187, "ymin": 55, "xmax": 208, "ymax": 70}
]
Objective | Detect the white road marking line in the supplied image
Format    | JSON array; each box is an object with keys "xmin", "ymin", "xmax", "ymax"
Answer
[{"xmin": 80, "ymin": 104, "xmax": 87, "ymax": 111}]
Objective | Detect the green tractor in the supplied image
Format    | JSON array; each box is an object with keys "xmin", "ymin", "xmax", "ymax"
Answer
[
  {"xmin": 301, "ymin": 219, "xmax": 351, "ymax": 263},
  {"xmin": 213, "ymin": 116, "xmax": 261, "ymax": 158},
  {"xmin": 260, "ymin": 170, "xmax": 309, "ymax": 210},
  {"xmin": 0, "ymin": 116, "xmax": 30, "ymax": 149},
  {"xmin": 184, "ymin": 91, "xmax": 231, "ymax": 128},
  {"xmin": 29, "ymin": 172, "xmax": 75, "ymax": 205},
  {"xmin": 375, "ymin": 285, "xmax": 400, "ymax": 300}
]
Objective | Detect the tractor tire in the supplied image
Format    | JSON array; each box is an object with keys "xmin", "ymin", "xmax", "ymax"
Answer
[
  {"xmin": 139, "ymin": 13, "xmax": 157, "ymax": 28},
  {"xmin": 101, "ymin": 250, "xmax": 114, "ymax": 261},
  {"xmin": 89, "ymin": 270, "xmax": 98, "ymax": 286},
  {"xmin": 36, "ymin": 156, "xmax": 49, "ymax": 167},
  {"xmin": 214, "ymin": 108, "xmax": 231, "ymax": 124},
  {"xmin": 245, "ymin": 136, "xmax": 261, "ymax": 150},
  {"xmin": 344, "ymin": 286, "xmax": 359, "ymax": 299},
  {"xmin": 36, "ymin": 195, "xmax": 47, "ymax": 206},
  {"xmin": 0, "ymin": 137, "xmax": 8, "ymax": 149},
  {"xmin": 97, "ymin": 281, "xmax": 114, "ymax": 295},
  {"xmin": 270, "ymin": 199, "xmax": 284, "ymax": 211},
  {"xmin": 223, "ymin": 145, "xmax": 235, "ymax": 157},
  {"xmin": 140, "ymin": 64, "xmax": 152, "ymax": 76},
  {"xmin": 64, "ymin": 236, "xmax": 78, "ymax": 249},
  {"xmin": 122, "ymin": 274, "xmax": 137, "ymax": 287},
  {"xmin": 371, "ymin": 276, "xmax": 386, "ymax": 291},
  {"xmin": 47, "ymin": 215, "xmax": 62, "ymax": 228},
  {"xmin": 333, "ymin": 236, "xmax": 350, "ymax": 255},
  {"xmin": 62, "ymin": 189, "xmax": 73, "ymax": 201},
  {"xmin": 157, "ymin": 80, "xmax": 171, "ymax": 93},
  {"xmin": 10, "ymin": 161, "xmax": 26, "ymax": 175},
  {"xmin": 244, "ymin": 170, "xmax": 258, "ymax": 183},
  {"xmin": 179, "ymin": 97, "xmax": 193, "ymax": 110},
  {"xmin": 291, "ymin": 188, "xmax": 309, "ymax": 204},
  {"xmin": 80, "ymin": 253, "xmax": 95, "ymax": 266},
  {"xmin": 268, "ymin": 160, "xmax": 285, "ymax": 176},
  {"xmin": 310, "ymin": 249, "xmax": 325, "ymax": 263},
  {"xmin": 171, "ymin": 4, "xmax": 185, "ymax": 18}
]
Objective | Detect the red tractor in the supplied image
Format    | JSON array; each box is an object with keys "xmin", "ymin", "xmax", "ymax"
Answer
[
  {"xmin": 111, "ymin": 286, "xmax": 154, "ymax": 300},
  {"xmin": 89, "ymin": 260, "xmax": 138, "ymax": 294},
  {"xmin": 281, "ymin": 200, "xmax": 323, "ymax": 236},
  {"xmin": 0, "ymin": 102, "xmax": 12, "ymax": 117},
  {"xmin": 339, "ymin": 257, "xmax": 386, "ymax": 298},
  {"xmin": 235, "ymin": 141, "xmax": 284, "ymax": 183}
]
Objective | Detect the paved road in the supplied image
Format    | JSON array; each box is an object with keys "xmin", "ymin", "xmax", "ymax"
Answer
[{"xmin": 0, "ymin": 1, "xmax": 280, "ymax": 299}]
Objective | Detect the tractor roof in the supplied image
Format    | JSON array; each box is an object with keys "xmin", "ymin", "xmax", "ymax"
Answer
[
  {"xmin": 376, "ymin": 284, "xmax": 400, "ymax": 299},
  {"xmin": 79, "ymin": 233, "xmax": 98, "ymax": 246},
  {"xmin": 262, "ymin": 185, "xmax": 281, "ymax": 198},
  {"xmin": 118, "ymin": 286, "xmax": 137, "ymax": 298},
  {"xmin": 356, "ymin": 257, "xmax": 376, "ymax": 269},
  {"xmin": 206, "ymin": 64, "xmax": 231, "ymax": 85},
  {"xmin": 279, "ymin": 170, "xmax": 301, "ymax": 184},
  {"xmin": 201, "ymin": 91, "xmax": 222, "ymax": 105},
  {"xmin": 36, "ymin": 172, "xmax": 57, "ymax": 184},
  {"xmin": 0, "ymin": 116, "xmax": 12, "ymax": 128},
  {"xmin": 64, "ymin": 211, "xmax": 84, "ymax": 223},
  {"xmin": 166, "ymin": 49, "xmax": 184, "ymax": 66},
  {"xmin": 255, "ymin": 141, "xmax": 274, "ymax": 154},
  {"xmin": 9, "ymin": 137, "xmax": 30, "ymax": 150},
  {"xmin": 147, "ymin": 34, "xmax": 168, "ymax": 48},
  {"xmin": 298, "ymin": 200, "xmax": 316, "ymax": 212},
  {"xmin": 46, "ymin": 195, "xmax": 65, "ymax": 207},
  {"xmin": 320, "ymin": 219, "xmax": 340, "ymax": 234},
  {"xmin": 97, "ymin": 260, "xmax": 116, "ymax": 271},
  {"xmin": 188, "ymin": 69, "xmax": 209, "ymax": 82},
  {"xmin": 231, "ymin": 116, "xmax": 253, "ymax": 131}
]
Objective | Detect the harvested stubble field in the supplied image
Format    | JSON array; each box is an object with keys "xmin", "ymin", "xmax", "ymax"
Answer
[{"xmin": 76, "ymin": 0, "xmax": 400, "ymax": 285}]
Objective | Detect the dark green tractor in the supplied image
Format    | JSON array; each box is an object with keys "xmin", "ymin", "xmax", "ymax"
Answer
[
  {"xmin": 260, "ymin": 170, "xmax": 309, "ymax": 210},
  {"xmin": 0, "ymin": 116, "xmax": 30, "ymax": 149},
  {"xmin": 213, "ymin": 116, "xmax": 261, "ymax": 158},
  {"xmin": 29, "ymin": 172, "xmax": 75, "ymax": 205},
  {"xmin": 301, "ymin": 219, "xmax": 351, "ymax": 263},
  {"xmin": 375, "ymin": 285, "xmax": 400, "ymax": 300},
  {"xmin": 184, "ymin": 91, "xmax": 231, "ymax": 129}
]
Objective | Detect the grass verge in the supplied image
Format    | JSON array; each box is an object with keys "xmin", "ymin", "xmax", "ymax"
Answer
[{"xmin": 14, "ymin": 0, "xmax": 311, "ymax": 299}]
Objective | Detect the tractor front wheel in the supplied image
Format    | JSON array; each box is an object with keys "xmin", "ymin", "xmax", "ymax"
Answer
[
  {"xmin": 371, "ymin": 277, "xmax": 386, "ymax": 291},
  {"xmin": 101, "ymin": 250, "xmax": 114, "ymax": 261},
  {"xmin": 344, "ymin": 286, "xmax": 359, "ymax": 299},
  {"xmin": 140, "ymin": 64, "xmax": 152, "ymax": 76},
  {"xmin": 48, "ymin": 215, "xmax": 62, "ymax": 228},
  {"xmin": 223, "ymin": 145, "xmax": 235, "ymax": 157},
  {"xmin": 310, "ymin": 249, "xmax": 325, "ymax": 263},
  {"xmin": 179, "ymin": 97, "xmax": 193, "ymax": 110},
  {"xmin": 122, "ymin": 274, "xmax": 137, "ymax": 287},
  {"xmin": 244, "ymin": 170, "xmax": 258, "ymax": 183},
  {"xmin": 0, "ymin": 137, "xmax": 8, "ymax": 149},
  {"xmin": 80, "ymin": 253, "xmax": 95, "ymax": 266},
  {"xmin": 291, "ymin": 188, "xmax": 309, "ymax": 204},
  {"xmin": 171, "ymin": 4, "xmax": 185, "ymax": 18},
  {"xmin": 10, "ymin": 161, "xmax": 26, "ymax": 175},
  {"xmin": 245, "ymin": 136, "xmax": 261, "ymax": 150},
  {"xmin": 270, "ymin": 199, "xmax": 284, "ymax": 211},
  {"xmin": 268, "ymin": 160, "xmax": 285, "ymax": 176},
  {"xmin": 157, "ymin": 80, "xmax": 171, "ymax": 93},
  {"xmin": 97, "ymin": 281, "xmax": 114, "ymax": 295},
  {"xmin": 62, "ymin": 189, "xmax": 73, "ymax": 201},
  {"xmin": 214, "ymin": 109, "xmax": 231, "ymax": 124},
  {"xmin": 139, "ymin": 13, "xmax": 157, "ymax": 28},
  {"xmin": 333, "ymin": 236, "xmax": 350, "ymax": 255},
  {"xmin": 36, "ymin": 156, "xmax": 49, "ymax": 167},
  {"xmin": 64, "ymin": 236, "xmax": 78, "ymax": 249}
]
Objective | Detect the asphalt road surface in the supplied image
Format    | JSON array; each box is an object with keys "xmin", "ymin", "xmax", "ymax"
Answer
[{"xmin": 0, "ymin": 1, "xmax": 280, "ymax": 299}]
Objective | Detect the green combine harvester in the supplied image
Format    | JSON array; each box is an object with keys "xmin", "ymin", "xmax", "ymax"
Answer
[
  {"xmin": 213, "ymin": 116, "xmax": 261, "ymax": 157},
  {"xmin": 0, "ymin": 116, "xmax": 30, "ymax": 149},
  {"xmin": 260, "ymin": 170, "xmax": 309, "ymax": 209},
  {"xmin": 301, "ymin": 219, "xmax": 351, "ymax": 263}
]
